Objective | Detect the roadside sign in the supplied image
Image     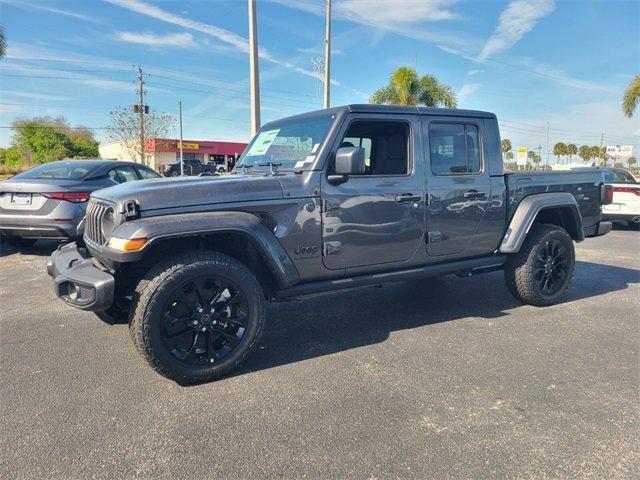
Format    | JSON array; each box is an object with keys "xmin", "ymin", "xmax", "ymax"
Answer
[
  {"xmin": 606, "ymin": 145, "xmax": 633, "ymax": 158},
  {"xmin": 516, "ymin": 147, "xmax": 528, "ymax": 166}
]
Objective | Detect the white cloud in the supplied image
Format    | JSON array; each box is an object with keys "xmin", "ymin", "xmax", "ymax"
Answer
[
  {"xmin": 457, "ymin": 83, "xmax": 481, "ymax": 101},
  {"xmin": 0, "ymin": 90, "xmax": 72, "ymax": 101},
  {"xmin": 269, "ymin": 0, "xmax": 476, "ymax": 52},
  {"xmin": 105, "ymin": 0, "xmax": 338, "ymax": 85},
  {"xmin": 467, "ymin": 69, "xmax": 484, "ymax": 76},
  {"xmin": 478, "ymin": 0, "xmax": 555, "ymax": 61},
  {"xmin": 114, "ymin": 31, "xmax": 196, "ymax": 48},
  {"xmin": 2, "ymin": 0, "xmax": 101, "ymax": 23},
  {"xmin": 296, "ymin": 46, "xmax": 344, "ymax": 56}
]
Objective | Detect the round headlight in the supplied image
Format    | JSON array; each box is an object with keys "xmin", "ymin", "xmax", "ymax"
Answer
[{"xmin": 101, "ymin": 208, "xmax": 115, "ymax": 239}]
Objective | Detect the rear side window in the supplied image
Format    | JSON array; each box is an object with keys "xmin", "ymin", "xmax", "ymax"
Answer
[
  {"xmin": 108, "ymin": 166, "xmax": 138, "ymax": 184},
  {"xmin": 429, "ymin": 123, "xmax": 482, "ymax": 175},
  {"xmin": 339, "ymin": 121, "xmax": 409, "ymax": 175}
]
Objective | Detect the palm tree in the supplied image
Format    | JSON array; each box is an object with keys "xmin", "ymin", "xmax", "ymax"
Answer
[
  {"xmin": 622, "ymin": 75, "xmax": 640, "ymax": 118},
  {"xmin": 566, "ymin": 143, "xmax": 577, "ymax": 163},
  {"xmin": 501, "ymin": 138, "xmax": 512, "ymax": 155},
  {"xmin": 627, "ymin": 156, "xmax": 636, "ymax": 170},
  {"xmin": 553, "ymin": 142, "xmax": 567, "ymax": 163},
  {"xmin": 578, "ymin": 145, "xmax": 591, "ymax": 164},
  {"xmin": 370, "ymin": 66, "xmax": 457, "ymax": 108}
]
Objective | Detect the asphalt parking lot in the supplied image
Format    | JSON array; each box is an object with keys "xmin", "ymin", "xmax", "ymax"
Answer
[{"xmin": 1, "ymin": 227, "xmax": 638, "ymax": 479}]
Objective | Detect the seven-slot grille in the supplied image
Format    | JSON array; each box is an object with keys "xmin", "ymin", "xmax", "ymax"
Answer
[{"xmin": 84, "ymin": 201, "xmax": 111, "ymax": 246}]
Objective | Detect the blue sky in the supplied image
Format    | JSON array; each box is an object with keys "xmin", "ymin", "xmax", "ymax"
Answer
[{"xmin": 0, "ymin": 0, "xmax": 638, "ymax": 160}]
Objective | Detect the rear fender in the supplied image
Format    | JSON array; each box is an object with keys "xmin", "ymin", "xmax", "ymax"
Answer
[
  {"xmin": 111, "ymin": 211, "xmax": 299, "ymax": 289},
  {"xmin": 500, "ymin": 193, "xmax": 584, "ymax": 253}
]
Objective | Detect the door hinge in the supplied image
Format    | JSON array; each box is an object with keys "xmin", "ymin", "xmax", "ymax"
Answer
[
  {"xmin": 321, "ymin": 199, "xmax": 341, "ymax": 213},
  {"xmin": 323, "ymin": 241, "xmax": 341, "ymax": 256}
]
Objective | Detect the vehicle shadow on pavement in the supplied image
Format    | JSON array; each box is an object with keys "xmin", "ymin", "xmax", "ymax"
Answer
[
  {"xmin": 0, "ymin": 240, "xmax": 62, "ymax": 258},
  {"xmin": 236, "ymin": 261, "xmax": 638, "ymax": 378}
]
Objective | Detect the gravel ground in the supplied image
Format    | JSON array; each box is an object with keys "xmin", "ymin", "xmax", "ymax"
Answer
[{"xmin": 1, "ymin": 227, "xmax": 638, "ymax": 479}]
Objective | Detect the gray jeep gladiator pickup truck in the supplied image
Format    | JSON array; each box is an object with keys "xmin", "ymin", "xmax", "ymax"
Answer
[{"xmin": 47, "ymin": 105, "xmax": 613, "ymax": 383}]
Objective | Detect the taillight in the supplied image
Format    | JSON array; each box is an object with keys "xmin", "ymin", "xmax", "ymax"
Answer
[
  {"xmin": 612, "ymin": 187, "xmax": 640, "ymax": 196},
  {"xmin": 42, "ymin": 192, "xmax": 91, "ymax": 203},
  {"xmin": 601, "ymin": 185, "xmax": 614, "ymax": 205}
]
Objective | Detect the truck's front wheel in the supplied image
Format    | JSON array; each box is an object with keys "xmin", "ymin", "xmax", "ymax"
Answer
[
  {"xmin": 129, "ymin": 251, "xmax": 265, "ymax": 383},
  {"xmin": 504, "ymin": 224, "xmax": 575, "ymax": 306}
]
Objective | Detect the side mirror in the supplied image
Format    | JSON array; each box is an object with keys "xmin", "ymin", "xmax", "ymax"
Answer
[{"xmin": 328, "ymin": 147, "xmax": 365, "ymax": 184}]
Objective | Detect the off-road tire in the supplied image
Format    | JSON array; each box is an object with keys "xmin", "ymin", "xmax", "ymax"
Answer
[
  {"xmin": 129, "ymin": 251, "xmax": 265, "ymax": 383},
  {"xmin": 504, "ymin": 223, "xmax": 575, "ymax": 307},
  {"xmin": 4, "ymin": 236, "xmax": 37, "ymax": 248}
]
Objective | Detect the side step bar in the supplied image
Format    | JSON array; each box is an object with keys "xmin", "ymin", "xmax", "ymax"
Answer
[{"xmin": 275, "ymin": 255, "xmax": 506, "ymax": 299}]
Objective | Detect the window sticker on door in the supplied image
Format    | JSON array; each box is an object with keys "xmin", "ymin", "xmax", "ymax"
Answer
[{"xmin": 246, "ymin": 129, "xmax": 280, "ymax": 156}]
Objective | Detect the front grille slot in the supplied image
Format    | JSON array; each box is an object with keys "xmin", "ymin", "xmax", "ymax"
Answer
[{"xmin": 84, "ymin": 201, "xmax": 110, "ymax": 246}]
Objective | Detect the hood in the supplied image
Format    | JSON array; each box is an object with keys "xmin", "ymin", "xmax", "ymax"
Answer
[{"xmin": 91, "ymin": 174, "xmax": 285, "ymax": 213}]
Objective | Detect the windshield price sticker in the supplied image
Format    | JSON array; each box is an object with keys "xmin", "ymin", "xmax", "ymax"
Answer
[{"xmin": 247, "ymin": 129, "xmax": 280, "ymax": 156}]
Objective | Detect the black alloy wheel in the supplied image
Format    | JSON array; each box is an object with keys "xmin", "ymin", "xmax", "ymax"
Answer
[
  {"xmin": 161, "ymin": 276, "xmax": 248, "ymax": 366},
  {"xmin": 532, "ymin": 238, "xmax": 569, "ymax": 296}
]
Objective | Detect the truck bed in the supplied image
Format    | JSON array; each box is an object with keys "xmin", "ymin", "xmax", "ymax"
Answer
[{"xmin": 505, "ymin": 170, "xmax": 603, "ymax": 232}]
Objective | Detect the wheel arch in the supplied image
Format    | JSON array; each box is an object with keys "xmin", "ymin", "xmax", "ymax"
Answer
[
  {"xmin": 113, "ymin": 211, "xmax": 299, "ymax": 295},
  {"xmin": 500, "ymin": 193, "xmax": 584, "ymax": 253}
]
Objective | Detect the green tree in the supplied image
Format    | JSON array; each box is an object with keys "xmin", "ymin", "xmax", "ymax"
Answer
[
  {"xmin": 553, "ymin": 142, "xmax": 567, "ymax": 163},
  {"xmin": 10, "ymin": 116, "xmax": 100, "ymax": 165},
  {"xmin": 501, "ymin": 138, "xmax": 512, "ymax": 154},
  {"xmin": 370, "ymin": 66, "xmax": 457, "ymax": 108},
  {"xmin": 505, "ymin": 151, "xmax": 514, "ymax": 161},
  {"xmin": 566, "ymin": 143, "xmax": 577, "ymax": 162},
  {"xmin": 622, "ymin": 75, "xmax": 640, "ymax": 118},
  {"xmin": 627, "ymin": 156, "xmax": 636, "ymax": 170},
  {"xmin": 578, "ymin": 145, "xmax": 591, "ymax": 163}
]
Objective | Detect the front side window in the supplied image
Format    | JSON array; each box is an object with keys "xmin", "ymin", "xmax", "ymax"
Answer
[
  {"xmin": 429, "ymin": 123, "xmax": 481, "ymax": 175},
  {"xmin": 339, "ymin": 121, "xmax": 409, "ymax": 175},
  {"xmin": 237, "ymin": 113, "xmax": 336, "ymax": 170}
]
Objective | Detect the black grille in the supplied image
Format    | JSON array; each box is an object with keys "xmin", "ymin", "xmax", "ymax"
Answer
[{"xmin": 84, "ymin": 201, "xmax": 110, "ymax": 246}]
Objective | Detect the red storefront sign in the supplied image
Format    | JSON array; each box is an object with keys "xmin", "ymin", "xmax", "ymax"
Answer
[{"xmin": 146, "ymin": 138, "xmax": 247, "ymax": 156}]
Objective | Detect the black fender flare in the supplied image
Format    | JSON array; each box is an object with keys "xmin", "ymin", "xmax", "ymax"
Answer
[
  {"xmin": 499, "ymin": 193, "xmax": 584, "ymax": 253},
  {"xmin": 111, "ymin": 211, "xmax": 299, "ymax": 289}
]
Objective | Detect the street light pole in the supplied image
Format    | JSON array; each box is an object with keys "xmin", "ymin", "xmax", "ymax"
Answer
[
  {"xmin": 179, "ymin": 100, "xmax": 184, "ymax": 177},
  {"xmin": 248, "ymin": 0, "xmax": 261, "ymax": 136},
  {"xmin": 323, "ymin": 0, "xmax": 331, "ymax": 109},
  {"xmin": 137, "ymin": 66, "xmax": 145, "ymax": 165}
]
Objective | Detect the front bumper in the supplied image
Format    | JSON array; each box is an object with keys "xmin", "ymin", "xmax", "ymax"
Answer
[{"xmin": 47, "ymin": 242, "xmax": 115, "ymax": 311}]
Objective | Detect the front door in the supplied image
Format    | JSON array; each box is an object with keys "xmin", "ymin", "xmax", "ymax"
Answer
[
  {"xmin": 321, "ymin": 115, "xmax": 425, "ymax": 270},
  {"xmin": 423, "ymin": 117, "xmax": 492, "ymax": 256}
]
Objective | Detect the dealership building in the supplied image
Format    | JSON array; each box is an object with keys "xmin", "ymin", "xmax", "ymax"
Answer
[{"xmin": 99, "ymin": 138, "xmax": 248, "ymax": 171}]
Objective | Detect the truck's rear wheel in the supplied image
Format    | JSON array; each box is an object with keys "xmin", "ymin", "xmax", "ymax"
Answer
[
  {"xmin": 129, "ymin": 251, "xmax": 265, "ymax": 383},
  {"xmin": 504, "ymin": 224, "xmax": 575, "ymax": 306}
]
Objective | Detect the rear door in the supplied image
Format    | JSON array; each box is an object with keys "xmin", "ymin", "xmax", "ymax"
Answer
[
  {"xmin": 321, "ymin": 114, "xmax": 425, "ymax": 270},
  {"xmin": 423, "ymin": 116, "xmax": 492, "ymax": 256}
]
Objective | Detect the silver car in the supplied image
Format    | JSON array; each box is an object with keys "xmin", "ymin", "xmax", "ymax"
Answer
[{"xmin": 0, "ymin": 160, "xmax": 160, "ymax": 248}]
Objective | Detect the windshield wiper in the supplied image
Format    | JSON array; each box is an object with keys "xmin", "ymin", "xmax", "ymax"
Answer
[{"xmin": 257, "ymin": 162, "xmax": 282, "ymax": 175}]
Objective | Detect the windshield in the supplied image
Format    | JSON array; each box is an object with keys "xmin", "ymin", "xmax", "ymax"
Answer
[
  {"xmin": 603, "ymin": 169, "xmax": 637, "ymax": 184},
  {"xmin": 13, "ymin": 161, "xmax": 99, "ymax": 180},
  {"xmin": 236, "ymin": 113, "xmax": 336, "ymax": 170}
]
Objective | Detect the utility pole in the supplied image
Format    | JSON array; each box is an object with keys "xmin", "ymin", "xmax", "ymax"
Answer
[
  {"xmin": 248, "ymin": 0, "xmax": 261, "ymax": 136},
  {"xmin": 545, "ymin": 121, "xmax": 550, "ymax": 167},
  {"xmin": 178, "ymin": 100, "xmax": 184, "ymax": 177},
  {"xmin": 599, "ymin": 132, "xmax": 605, "ymax": 167},
  {"xmin": 137, "ymin": 66, "xmax": 146, "ymax": 165},
  {"xmin": 323, "ymin": 0, "xmax": 331, "ymax": 109}
]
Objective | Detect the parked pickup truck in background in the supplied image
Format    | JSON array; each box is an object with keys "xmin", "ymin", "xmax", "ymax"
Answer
[
  {"xmin": 47, "ymin": 105, "xmax": 613, "ymax": 383},
  {"xmin": 163, "ymin": 159, "xmax": 213, "ymax": 177}
]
